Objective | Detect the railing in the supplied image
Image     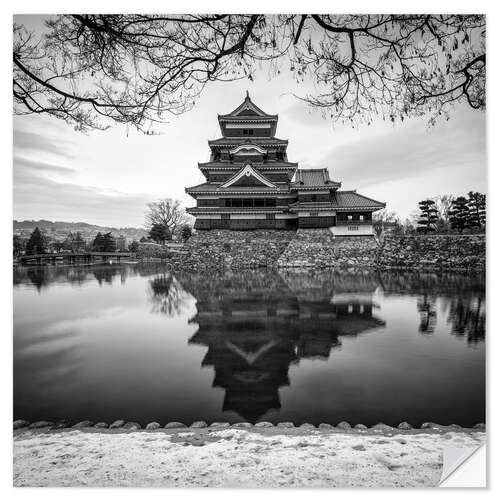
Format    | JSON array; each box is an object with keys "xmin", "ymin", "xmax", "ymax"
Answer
[{"xmin": 18, "ymin": 252, "xmax": 133, "ymax": 264}]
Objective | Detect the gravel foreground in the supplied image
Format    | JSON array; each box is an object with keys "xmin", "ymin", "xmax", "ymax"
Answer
[{"xmin": 13, "ymin": 427, "xmax": 485, "ymax": 487}]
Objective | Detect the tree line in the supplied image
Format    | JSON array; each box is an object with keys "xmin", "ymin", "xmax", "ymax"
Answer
[
  {"xmin": 13, "ymin": 198, "xmax": 195, "ymax": 258},
  {"xmin": 416, "ymin": 192, "xmax": 485, "ymax": 234},
  {"xmin": 15, "ymin": 229, "xmax": 126, "ymax": 257},
  {"xmin": 374, "ymin": 191, "xmax": 486, "ymax": 236}
]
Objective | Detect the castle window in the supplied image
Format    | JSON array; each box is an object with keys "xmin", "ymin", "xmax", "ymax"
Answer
[
  {"xmin": 242, "ymin": 129, "xmax": 254, "ymax": 135},
  {"xmin": 348, "ymin": 215, "xmax": 353, "ymax": 221},
  {"xmin": 266, "ymin": 214, "xmax": 275, "ymax": 220},
  {"xmin": 360, "ymin": 215, "xmax": 364, "ymax": 221}
]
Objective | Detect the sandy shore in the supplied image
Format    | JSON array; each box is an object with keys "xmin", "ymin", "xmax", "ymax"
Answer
[{"xmin": 13, "ymin": 426, "xmax": 485, "ymax": 487}]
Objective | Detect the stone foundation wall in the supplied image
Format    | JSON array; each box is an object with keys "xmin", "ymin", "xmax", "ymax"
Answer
[
  {"xmin": 169, "ymin": 230, "xmax": 296, "ymax": 271},
  {"xmin": 137, "ymin": 243, "xmax": 171, "ymax": 260},
  {"xmin": 277, "ymin": 229, "xmax": 379, "ymax": 268},
  {"xmin": 162, "ymin": 230, "xmax": 485, "ymax": 271},
  {"xmin": 377, "ymin": 234, "xmax": 485, "ymax": 271}
]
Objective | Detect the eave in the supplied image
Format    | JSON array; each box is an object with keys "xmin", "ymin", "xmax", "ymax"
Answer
[
  {"xmin": 185, "ymin": 188, "xmax": 291, "ymax": 197},
  {"xmin": 291, "ymin": 182, "xmax": 341, "ymax": 190},
  {"xmin": 198, "ymin": 161, "xmax": 298, "ymax": 169},
  {"xmin": 186, "ymin": 207, "xmax": 287, "ymax": 215},
  {"xmin": 288, "ymin": 202, "xmax": 385, "ymax": 212},
  {"xmin": 208, "ymin": 138, "xmax": 288, "ymax": 148}
]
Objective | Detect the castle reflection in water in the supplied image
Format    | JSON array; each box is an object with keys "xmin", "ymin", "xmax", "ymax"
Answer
[
  {"xmin": 14, "ymin": 264, "xmax": 485, "ymax": 424},
  {"xmin": 178, "ymin": 270, "xmax": 386, "ymax": 421}
]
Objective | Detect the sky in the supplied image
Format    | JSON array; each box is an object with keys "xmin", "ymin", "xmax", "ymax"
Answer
[{"xmin": 13, "ymin": 18, "xmax": 486, "ymax": 229}]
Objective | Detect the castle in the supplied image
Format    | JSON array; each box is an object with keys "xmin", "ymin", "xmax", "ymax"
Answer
[{"xmin": 186, "ymin": 93, "xmax": 385, "ymax": 234}]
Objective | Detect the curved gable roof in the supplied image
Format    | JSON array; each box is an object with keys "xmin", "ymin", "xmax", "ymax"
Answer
[
  {"xmin": 219, "ymin": 91, "xmax": 277, "ymax": 119},
  {"xmin": 221, "ymin": 164, "xmax": 277, "ymax": 189}
]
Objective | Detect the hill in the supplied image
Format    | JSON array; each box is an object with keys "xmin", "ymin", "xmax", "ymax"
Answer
[{"xmin": 13, "ymin": 220, "xmax": 148, "ymax": 241}]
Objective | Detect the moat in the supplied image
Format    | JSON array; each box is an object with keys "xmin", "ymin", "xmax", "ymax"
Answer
[{"xmin": 14, "ymin": 264, "xmax": 485, "ymax": 427}]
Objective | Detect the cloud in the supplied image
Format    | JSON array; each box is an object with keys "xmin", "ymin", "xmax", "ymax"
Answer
[
  {"xmin": 282, "ymin": 99, "xmax": 332, "ymax": 127},
  {"xmin": 14, "ymin": 156, "xmax": 77, "ymax": 176},
  {"xmin": 321, "ymin": 109, "xmax": 486, "ymax": 191},
  {"xmin": 13, "ymin": 173, "xmax": 150, "ymax": 227},
  {"xmin": 14, "ymin": 123, "xmax": 76, "ymax": 159}
]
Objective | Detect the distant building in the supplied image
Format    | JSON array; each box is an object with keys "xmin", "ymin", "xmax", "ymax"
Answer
[
  {"xmin": 115, "ymin": 235, "xmax": 127, "ymax": 251},
  {"xmin": 185, "ymin": 92, "xmax": 385, "ymax": 235}
]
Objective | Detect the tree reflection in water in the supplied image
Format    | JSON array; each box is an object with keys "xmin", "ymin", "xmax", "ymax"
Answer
[
  {"xmin": 417, "ymin": 294, "xmax": 437, "ymax": 334},
  {"xmin": 147, "ymin": 273, "xmax": 189, "ymax": 316},
  {"xmin": 447, "ymin": 296, "xmax": 485, "ymax": 344}
]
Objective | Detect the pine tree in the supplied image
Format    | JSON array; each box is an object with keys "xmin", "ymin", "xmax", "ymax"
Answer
[
  {"xmin": 92, "ymin": 232, "xmax": 104, "ymax": 251},
  {"xmin": 25, "ymin": 227, "xmax": 47, "ymax": 255},
  {"xmin": 149, "ymin": 223, "xmax": 171, "ymax": 244},
  {"xmin": 416, "ymin": 200, "xmax": 438, "ymax": 234},
  {"xmin": 180, "ymin": 224, "xmax": 193, "ymax": 242},
  {"xmin": 449, "ymin": 196, "xmax": 470, "ymax": 233},
  {"xmin": 73, "ymin": 232, "xmax": 86, "ymax": 251},
  {"xmin": 102, "ymin": 232, "xmax": 116, "ymax": 252},
  {"xmin": 128, "ymin": 240, "xmax": 139, "ymax": 252},
  {"xmin": 467, "ymin": 191, "xmax": 486, "ymax": 229}
]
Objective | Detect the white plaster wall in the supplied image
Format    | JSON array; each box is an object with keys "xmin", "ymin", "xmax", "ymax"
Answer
[
  {"xmin": 297, "ymin": 211, "xmax": 336, "ymax": 216},
  {"xmin": 330, "ymin": 225, "xmax": 374, "ymax": 236},
  {"xmin": 275, "ymin": 214, "xmax": 297, "ymax": 219},
  {"xmin": 231, "ymin": 214, "xmax": 267, "ymax": 219}
]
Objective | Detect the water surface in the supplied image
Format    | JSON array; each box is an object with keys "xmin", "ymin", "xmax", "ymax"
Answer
[{"xmin": 14, "ymin": 264, "xmax": 485, "ymax": 426}]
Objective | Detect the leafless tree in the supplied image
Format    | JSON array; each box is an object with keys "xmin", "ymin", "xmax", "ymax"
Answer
[
  {"xmin": 13, "ymin": 14, "xmax": 485, "ymax": 132},
  {"xmin": 372, "ymin": 209, "xmax": 397, "ymax": 238},
  {"xmin": 145, "ymin": 198, "xmax": 189, "ymax": 235},
  {"xmin": 433, "ymin": 194, "xmax": 454, "ymax": 230}
]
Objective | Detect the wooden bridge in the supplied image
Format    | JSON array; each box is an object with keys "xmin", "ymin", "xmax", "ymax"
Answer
[{"xmin": 18, "ymin": 252, "xmax": 134, "ymax": 266}]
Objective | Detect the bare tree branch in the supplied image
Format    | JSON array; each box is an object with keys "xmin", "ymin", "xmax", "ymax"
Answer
[{"xmin": 13, "ymin": 14, "xmax": 486, "ymax": 131}]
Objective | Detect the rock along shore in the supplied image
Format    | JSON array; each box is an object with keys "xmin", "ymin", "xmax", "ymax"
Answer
[{"xmin": 13, "ymin": 421, "xmax": 485, "ymax": 487}]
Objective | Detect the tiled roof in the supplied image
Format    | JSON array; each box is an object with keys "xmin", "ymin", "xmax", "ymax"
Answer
[
  {"xmin": 291, "ymin": 168, "xmax": 341, "ymax": 189},
  {"xmin": 332, "ymin": 191, "xmax": 385, "ymax": 209},
  {"xmin": 295, "ymin": 168, "xmax": 330, "ymax": 185},
  {"xmin": 208, "ymin": 137, "xmax": 288, "ymax": 146},
  {"xmin": 198, "ymin": 161, "xmax": 297, "ymax": 169},
  {"xmin": 289, "ymin": 191, "xmax": 385, "ymax": 211},
  {"xmin": 219, "ymin": 92, "xmax": 277, "ymax": 119},
  {"xmin": 185, "ymin": 182, "xmax": 289, "ymax": 195}
]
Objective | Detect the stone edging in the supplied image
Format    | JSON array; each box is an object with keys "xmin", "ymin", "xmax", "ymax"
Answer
[{"xmin": 13, "ymin": 419, "xmax": 486, "ymax": 432}]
